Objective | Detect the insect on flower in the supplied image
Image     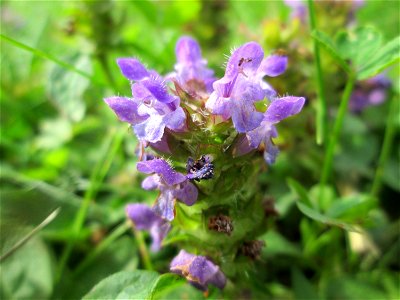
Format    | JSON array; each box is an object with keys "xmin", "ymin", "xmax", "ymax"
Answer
[{"xmin": 186, "ymin": 155, "xmax": 215, "ymax": 182}]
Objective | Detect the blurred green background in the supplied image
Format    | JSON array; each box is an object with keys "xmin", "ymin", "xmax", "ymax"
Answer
[{"xmin": 1, "ymin": 0, "xmax": 399, "ymax": 299}]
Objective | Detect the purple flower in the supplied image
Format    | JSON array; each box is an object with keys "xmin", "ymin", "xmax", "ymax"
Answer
[
  {"xmin": 349, "ymin": 74, "xmax": 391, "ymax": 113},
  {"xmin": 170, "ymin": 250, "xmax": 226, "ymax": 291},
  {"xmin": 126, "ymin": 204, "xmax": 171, "ymax": 252},
  {"xmin": 284, "ymin": 0, "xmax": 307, "ymax": 23},
  {"xmin": 233, "ymin": 96, "xmax": 305, "ymax": 164},
  {"xmin": 104, "ymin": 59, "xmax": 187, "ymax": 143},
  {"xmin": 206, "ymin": 42, "xmax": 288, "ymax": 133},
  {"xmin": 137, "ymin": 159, "xmax": 198, "ymax": 221},
  {"xmin": 173, "ymin": 36, "xmax": 216, "ymax": 94}
]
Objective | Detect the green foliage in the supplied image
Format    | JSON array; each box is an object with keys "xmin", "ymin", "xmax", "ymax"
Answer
[
  {"xmin": 312, "ymin": 27, "xmax": 400, "ymax": 79},
  {"xmin": 83, "ymin": 271, "xmax": 188, "ymax": 300}
]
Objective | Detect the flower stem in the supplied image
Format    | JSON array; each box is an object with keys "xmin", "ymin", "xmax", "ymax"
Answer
[
  {"xmin": 308, "ymin": 0, "xmax": 327, "ymax": 146},
  {"xmin": 371, "ymin": 95, "xmax": 398, "ymax": 197},
  {"xmin": 320, "ymin": 75, "xmax": 355, "ymax": 188},
  {"xmin": 133, "ymin": 228, "xmax": 153, "ymax": 271}
]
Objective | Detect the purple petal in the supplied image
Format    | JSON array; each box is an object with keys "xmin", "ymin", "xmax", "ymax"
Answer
[
  {"xmin": 133, "ymin": 115, "xmax": 165, "ymax": 143},
  {"xmin": 164, "ymin": 107, "xmax": 186, "ymax": 131},
  {"xmin": 141, "ymin": 77, "xmax": 178, "ymax": 104},
  {"xmin": 141, "ymin": 174, "xmax": 160, "ymax": 190},
  {"xmin": 225, "ymin": 42, "xmax": 264, "ymax": 79},
  {"xmin": 246, "ymin": 122, "xmax": 276, "ymax": 149},
  {"xmin": 264, "ymin": 139, "xmax": 279, "ymax": 165},
  {"xmin": 258, "ymin": 55, "xmax": 288, "ymax": 77},
  {"xmin": 149, "ymin": 222, "xmax": 171, "ymax": 252},
  {"xmin": 137, "ymin": 159, "xmax": 186, "ymax": 185},
  {"xmin": 173, "ymin": 181, "xmax": 198, "ymax": 206},
  {"xmin": 176, "ymin": 36, "xmax": 202, "ymax": 64},
  {"xmin": 264, "ymin": 96, "xmax": 305, "ymax": 124},
  {"xmin": 170, "ymin": 250, "xmax": 227, "ymax": 291},
  {"xmin": 170, "ymin": 250, "xmax": 195, "ymax": 270},
  {"xmin": 117, "ymin": 58, "xmax": 149, "ymax": 81},
  {"xmin": 104, "ymin": 97, "xmax": 147, "ymax": 124},
  {"xmin": 149, "ymin": 134, "xmax": 171, "ymax": 154},
  {"xmin": 207, "ymin": 269, "xmax": 227, "ymax": 290},
  {"xmin": 368, "ymin": 89, "xmax": 387, "ymax": 105},
  {"xmin": 232, "ymin": 134, "xmax": 254, "ymax": 157},
  {"xmin": 205, "ymin": 92, "xmax": 232, "ymax": 119},
  {"xmin": 189, "ymin": 256, "xmax": 226, "ymax": 290},
  {"xmin": 125, "ymin": 204, "xmax": 159, "ymax": 230},
  {"xmin": 153, "ymin": 189, "xmax": 176, "ymax": 221},
  {"xmin": 231, "ymin": 99, "xmax": 264, "ymax": 133}
]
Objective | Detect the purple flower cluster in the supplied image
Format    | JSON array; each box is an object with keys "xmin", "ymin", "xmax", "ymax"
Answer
[
  {"xmin": 284, "ymin": 0, "xmax": 365, "ymax": 24},
  {"xmin": 106, "ymin": 36, "xmax": 305, "ymax": 291},
  {"xmin": 349, "ymin": 74, "xmax": 391, "ymax": 113}
]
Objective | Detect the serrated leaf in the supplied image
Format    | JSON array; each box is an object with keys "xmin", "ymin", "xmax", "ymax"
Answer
[
  {"xmin": 358, "ymin": 36, "xmax": 400, "ymax": 80},
  {"xmin": 335, "ymin": 26, "xmax": 383, "ymax": 68},
  {"xmin": 311, "ymin": 30, "xmax": 351, "ymax": 73}
]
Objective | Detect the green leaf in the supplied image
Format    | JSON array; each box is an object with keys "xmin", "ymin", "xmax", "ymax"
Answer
[
  {"xmin": 358, "ymin": 36, "xmax": 400, "ymax": 80},
  {"xmin": 47, "ymin": 54, "xmax": 91, "ymax": 122},
  {"xmin": 335, "ymin": 26, "xmax": 383, "ymax": 68},
  {"xmin": 311, "ymin": 30, "xmax": 351, "ymax": 73},
  {"xmin": 323, "ymin": 276, "xmax": 388, "ymax": 300},
  {"xmin": 83, "ymin": 271, "xmax": 159, "ymax": 300},
  {"xmin": 287, "ymin": 178, "xmax": 314, "ymax": 208},
  {"xmin": 0, "ymin": 237, "xmax": 54, "ymax": 299},
  {"xmin": 296, "ymin": 202, "xmax": 359, "ymax": 232},
  {"xmin": 326, "ymin": 195, "xmax": 375, "ymax": 221},
  {"xmin": 292, "ymin": 268, "xmax": 321, "ymax": 300},
  {"xmin": 309, "ymin": 184, "xmax": 336, "ymax": 213},
  {"xmin": 288, "ymin": 180, "xmax": 366, "ymax": 232},
  {"xmin": 149, "ymin": 274, "xmax": 186, "ymax": 300}
]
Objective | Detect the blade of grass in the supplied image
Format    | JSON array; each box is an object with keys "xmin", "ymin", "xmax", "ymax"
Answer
[
  {"xmin": 320, "ymin": 74, "xmax": 356, "ymax": 188},
  {"xmin": 308, "ymin": 0, "xmax": 327, "ymax": 145},
  {"xmin": 0, "ymin": 34, "xmax": 106, "ymax": 87},
  {"xmin": 371, "ymin": 95, "xmax": 398, "ymax": 197},
  {"xmin": 55, "ymin": 128, "xmax": 125, "ymax": 283},
  {"xmin": 0, "ymin": 208, "xmax": 60, "ymax": 262}
]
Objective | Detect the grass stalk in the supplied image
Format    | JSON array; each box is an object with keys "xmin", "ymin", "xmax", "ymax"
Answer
[
  {"xmin": 308, "ymin": 0, "xmax": 328, "ymax": 145},
  {"xmin": 371, "ymin": 95, "xmax": 398, "ymax": 197}
]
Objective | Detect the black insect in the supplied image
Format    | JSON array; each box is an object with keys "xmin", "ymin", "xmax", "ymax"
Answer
[
  {"xmin": 238, "ymin": 57, "xmax": 252, "ymax": 67},
  {"xmin": 186, "ymin": 155, "xmax": 214, "ymax": 182}
]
